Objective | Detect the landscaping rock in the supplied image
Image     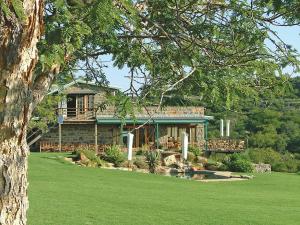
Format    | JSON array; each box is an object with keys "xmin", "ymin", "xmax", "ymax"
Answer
[
  {"xmin": 169, "ymin": 161, "xmax": 185, "ymax": 169},
  {"xmin": 170, "ymin": 168, "xmax": 179, "ymax": 174},
  {"xmin": 79, "ymin": 152, "xmax": 88, "ymax": 162},
  {"xmin": 163, "ymin": 155, "xmax": 177, "ymax": 166},
  {"xmin": 156, "ymin": 166, "xmax": 171, "ymax": 175},
  {"xmin": 104, "ymin": 162, "xmax": 114, "ymax": 168},
  {"xmin": 196, "ymin": 163, "xmax": 204, "ymax": 170},
  {"xmin": 196, "ymin": 156, "xmax": 208, "ymax": 164},
  {"xmin": 253, "ymin": 163, "xmax": 271, "ymax": 173},
  {"xmin": 64, "ymin": 157, "xmax": 75, "ymax": 164}
]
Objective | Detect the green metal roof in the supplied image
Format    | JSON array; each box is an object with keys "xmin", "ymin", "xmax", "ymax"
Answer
[{"xmin": 96, "ymin": 116, "xmax": 213, "ymax": 125}]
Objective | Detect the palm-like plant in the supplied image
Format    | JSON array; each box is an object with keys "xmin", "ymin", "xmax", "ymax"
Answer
[{"xmin": 145, "ymin": 151, "xmax": 161, "ymax": 173}]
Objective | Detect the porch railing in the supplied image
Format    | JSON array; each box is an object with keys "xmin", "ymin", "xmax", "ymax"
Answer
[{"xmin": 57, "ymin": 108, "xmax": 97, "ymax": 120}]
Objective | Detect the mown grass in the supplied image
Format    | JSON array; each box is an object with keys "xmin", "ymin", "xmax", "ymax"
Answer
[{"xmin": 28, "ymin": 153, "xmax": 300, "ymax": 225}]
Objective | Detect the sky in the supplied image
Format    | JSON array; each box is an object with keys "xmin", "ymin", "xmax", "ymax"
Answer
[{"xmin": 101, "ymin": 26, "xmax": 300, "ymax": 91}]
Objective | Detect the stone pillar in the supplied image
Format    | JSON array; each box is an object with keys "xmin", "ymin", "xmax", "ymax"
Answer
[{"xmin": 95, "ymin": 123, "xmax": 98, "ymax": 153}]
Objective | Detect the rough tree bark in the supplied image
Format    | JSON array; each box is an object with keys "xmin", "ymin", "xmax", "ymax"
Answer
[{"xmin": 0, "ymin": 0, "xmax": 44, "ymax": 224}]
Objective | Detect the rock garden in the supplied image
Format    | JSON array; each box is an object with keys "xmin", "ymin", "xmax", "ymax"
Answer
[{"xmin": 64, "ymin": 145, "xmax": 272, "ymax": 181}]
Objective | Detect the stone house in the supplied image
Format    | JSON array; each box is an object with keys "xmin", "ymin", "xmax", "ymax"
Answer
[{"xmin": 36, "ymin": 79, "xmax": 213, "ymax": 152}]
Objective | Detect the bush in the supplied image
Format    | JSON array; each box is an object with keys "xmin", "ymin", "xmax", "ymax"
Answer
[
  {"xmin": 205, "ymin": 160, "xmax": 226, "ymax": 171},
  {"xmin": 248, "ymin": 148, "xmax": 282, "ymax": 165},
  {"xmin": 209, "ymin": 152, "xmax": 229, "ymax": 163},
  {"xmin": 272, "ymin": 162, "xmax": 288, "ymax": 172},
  {"xmin": 133, "ymin": 157, "xmax": 148, "ymax": 169},
  {"xmin": 189, "ymin": 146, "xmax": 202, "ymax": 157},
  {"xmin": 136, "ymin": 144, "xmax": 150, "ymax": 156},
  {"xmin": 75, "ymin": 148, "xmax": 102, "ymax": 167},
  {"xmin": 225, "ymin": 153, "xmax": 253, "ymax": 173},
  {"xmin": 294, "ymin": 153, "xmax": 300, "ymax": 160},
  {"xmin": 103, "ymin": 145, "xmax": 125, "ymax": 167},
  {"xmin": 282, "ymin": 157, "xmax": 299, "ymax": 173},
  {"xmin": 248, "ymin": 148, "xmax": 300, "ymax": 173},
  {"xmin": 187, "ymin": 152, "xmax": 195, "ymax": 162},
  {"xmin": 272, "ymin": 159, "xmax": 299, "ymax": 173},
  {"xmin": 145, "ymin": 150, "xmax": 161, "ymax": 173}
]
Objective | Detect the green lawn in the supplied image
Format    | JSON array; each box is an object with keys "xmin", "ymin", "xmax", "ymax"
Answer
[{"xmin": 28, "ymin": 153, "xmax": 300, "ymax": 225}]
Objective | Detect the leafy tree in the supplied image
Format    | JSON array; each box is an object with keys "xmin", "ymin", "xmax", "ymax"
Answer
[
  {"xmin": 28, "ymin": 95, "xmax": 62, "ymax": 132},
  {"xmin": 202, "ymin": 77, "xmax": 300, "ymax": 153},
  {"xmin": 1, "ymin": 0, "xmax": 300, "ymax": 224}
]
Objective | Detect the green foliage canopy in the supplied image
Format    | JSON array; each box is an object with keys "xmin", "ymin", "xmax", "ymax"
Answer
[{"xmin": 32, "ymin": 0, "xmax": 300, "ymax": 113}]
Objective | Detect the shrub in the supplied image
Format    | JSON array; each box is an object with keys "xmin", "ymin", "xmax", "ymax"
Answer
[
  {"xmin": 248, "ymin": 148, "xmax": 300, "ymax": 172},
  {"xmin": 145, "ymin": 150, "xmax": 161, "ymax": 173},
  {"xmin": 133, "ymin": 157, "xmax": 148, "ymax": 169},
  {"xmin": 218, "ymin": 163, "xmax": 228, "ymax": 171},
  {"xmin": 282, "ymin": 157, "xmax": 300, "ymax": 173},
  {"xmin": 272, "ymin": 162, "xmax": 288, "ymax": 172},
  {"xmin": 226, "ymin": 153, "xmax": 253, "ymax": 173},
  {"xmin": 136, "ymin": 144, "xmax": 150, "ymax": 156},
  {"xmin": 286, "ymin": 162, "xmax": 299, "ymax": 173},
  {"xmin": 209, "ymin": 152, "xmax": 229, "ymax": 163},
  {"xmin": 103, "ymin": 145, "xmax": 125, "ymax": 167},
  {"xmin": 294, "ymin": 153, "xmax": 300, "ymax": 160},
  {"xmin": 75, "ymin": 148, "xmax": 102, "ymax": 167},
  {"xmin": 189, "ymin": 146, "xmax": 202, "ymax": 157},
  {"xmin": 187, "ymin": 152, "xmax": 195, "ymax": 162},
  {"xmin": 205, "ymin": 159, "xmax": 226, "ymax": 171},
  {"xmin": 248, "ymin": 148, "xmax": 282, "ymax": 165}
]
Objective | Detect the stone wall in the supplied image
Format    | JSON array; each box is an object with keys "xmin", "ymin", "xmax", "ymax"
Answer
[
  {"xmin": 253, "ymin": 163, "xmax": 271, "ymax": 173},
  {"xmin": 40, "ymin": 124, "xmax": 120, "ymax": 145},
  {"xmin": 207, "ymin": 139, "xmax": 245, "ymax": 152},
  {"xmin": 39, "ymin": 123, "xmax": 205, "ymax": 151}
]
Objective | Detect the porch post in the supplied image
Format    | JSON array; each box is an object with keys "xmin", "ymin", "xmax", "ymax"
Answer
[
  {"xmin": 95, "ymin": 122, "xmax": 98, "ymax": 153},
  {"xmin": 204, "ymin": 121, "xmax": 208, "ymax": 151},
  {"xmin": 119, "ymin": 124, "xmax": 123, "ymax": 146},
  {"xmin": 59, "ymin": 123, "xmax": 62, "ymax": 152},
  {"xmin": 155, "ymin": 123, "xmax": 159, "ymax": 149}
]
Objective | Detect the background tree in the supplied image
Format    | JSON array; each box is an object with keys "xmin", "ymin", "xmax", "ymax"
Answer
[{"xmin": 1, "ymin": 0, "xmax": 300, "ymax": 224}]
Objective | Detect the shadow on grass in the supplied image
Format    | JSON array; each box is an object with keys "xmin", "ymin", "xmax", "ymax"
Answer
[{"xmin": 40, "ymin": 153, "xmax": 75, "ymax": 166}]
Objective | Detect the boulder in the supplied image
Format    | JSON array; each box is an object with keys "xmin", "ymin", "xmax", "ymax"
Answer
[
  {"xmin": 197, "ymin": 163, "xmax": 204, "ymax": 170},
  {"xmin": 64, "ymin": 157, "xmax": 75, "ymax": 164},
  {"xmin": 170, "ymin": 168, "xmax": 179, "ymax": 174},
  {"xmin": 156, "ymin": 166, "xmax": 171, "ymax": 175},
  {"xmin": 196, "ymin": 156, "xmax": 208, "ymax": 164},
  {"xmin": 253, "ymin": 163, "xmax": 271, "ymax": 173},
  {"xmin": 163, "ymin": 155, "xmax": 177, "ymax": 166},
  {"xmin": 79, "ymin": 152, "xmax": 88, "ymax": 162},
  {"xmin": 175, "ymin": 161, "xmax": 185, "ymax": 169},
  {"xmin": 191, "ymin": 163, "xmax": 204, "ymax": 171},
  {"xmin": 104, "ymin": 162, "xmax": 114, "ymax": 168}
]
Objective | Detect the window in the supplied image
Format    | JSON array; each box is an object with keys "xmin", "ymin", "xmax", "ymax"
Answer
[
  {"xmin": 88, "ymin": 95, "xmax": 94, "ymax": 110},
  {"xmin": 77, "ymin": 95, "xmax": 84, "ymax": 113}
]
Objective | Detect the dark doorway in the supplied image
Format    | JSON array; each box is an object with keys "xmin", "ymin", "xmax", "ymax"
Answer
[{"xmin": 67, "ymin": 95, "xmax": 76, "ymax": 117}]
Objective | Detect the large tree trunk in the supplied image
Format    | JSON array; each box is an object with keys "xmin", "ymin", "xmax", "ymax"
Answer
[{"xmin": 0, "ymin": 0, "xmax": 44, "ymax": 224}]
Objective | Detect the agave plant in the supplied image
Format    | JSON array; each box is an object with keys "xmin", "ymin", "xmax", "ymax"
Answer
[{"xmin": 144, "ymin": 150, "xmax": 161, "ymax": 173}]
